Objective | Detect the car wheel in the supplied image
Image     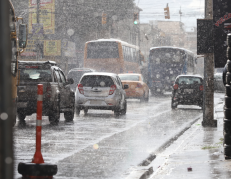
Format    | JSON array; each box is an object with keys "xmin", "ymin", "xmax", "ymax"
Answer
[
  {"xmin": 224, "ymin": 119, "xmax": 231, "ymax": 133},
  {"xmin": 17, "ymin": 110, "xmax": 26, "ymax": 124},
  {"xmin": 140, "ymin": 93, "xmax": 145, "ymax": 102},
  {"xmin": 224, "ymin": 133, "xmax": 231, "ymax": 145},
  {"xmin": 121, "ymin": 100, "xmax": 127, "ymax": 115},
  {"xmin": 224, "ymin": 144, "xmax": 231, "ymax": 157},
  {"xmin": 225, "ymin": 96, "xmax": 231, "ymax": 108},
  {"xmin": 49, "ymin": 104, "xmax": 60, "ymax": 125},
  {"xmin": 226, "ymin": 72, "xmax": 231, "ymax": 85},
  {"xmin": 114, "ymin": 106, "xmax": 121, "ymax": 116},
  {"xmin": 76, "ymin": 107, "xmax": 80, "ymax": 115},
  {"xmin": 64, "ymin": 105, "xmax": 74, "ymax": 122},
  {"xmin": 84, "ymin": 108, "xmax": 88, "ymax": 115},
  {"xmin": 145, "ymin": 92, "xmax": 149, "ymax": 102},
  {"xmin": 171, "ymin": 100, "xmax": 177, "ymax": 109}
]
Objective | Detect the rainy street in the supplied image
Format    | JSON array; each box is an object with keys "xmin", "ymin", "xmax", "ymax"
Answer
[{"xmin": 13, "ymin": 93, "xmax": 224, "ymax": 179}]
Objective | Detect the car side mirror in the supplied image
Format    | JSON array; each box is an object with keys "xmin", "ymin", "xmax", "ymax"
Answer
[
  {"xmin": 67, "ymin": 78, "xmax": 74, "ymax": 84},
  {"xmin": 123, "ymin": 84, "xmax": 129, "ymax": 89}
]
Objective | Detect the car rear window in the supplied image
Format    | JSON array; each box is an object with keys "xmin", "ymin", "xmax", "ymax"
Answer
[
  {"xmin": 80, "ymin": 75, "xmax": 114, "ymax": 87},
  {"xmin": 119, "ymin": 75, "xmax": 139, "ymax": 81},
  {"xmin": 177, "ymin": 77, "xmax": 202, "ymax": 85},
  {"xmin": 20, "ymin": 69, "xmax": 52, "ymax": 82}
]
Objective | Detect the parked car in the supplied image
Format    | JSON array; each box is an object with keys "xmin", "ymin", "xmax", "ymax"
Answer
[
  {"xmin": 17, "ymin": 61, "xmax": 75, "ymax": 124},
  {"xmin": 171, "ymin": 75, "xmax": 203, "ymax": 109},
  {"xmin": 75, "ymin": 72, "xmax": 128, "ymax": 116},
  {"xmin": 67, "ymin": 68, "xmax": 95, "ymax": 91},
  {"xmin": 214, "ymin": 72, "xmax": 225, "ymax": 92}
]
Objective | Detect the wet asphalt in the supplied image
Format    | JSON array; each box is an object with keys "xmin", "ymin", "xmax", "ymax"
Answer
[{"xmin": 13, "ymin": 93, "xmax": 208, "ymax": 179}]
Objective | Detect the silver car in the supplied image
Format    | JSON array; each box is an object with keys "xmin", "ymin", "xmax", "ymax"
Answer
[{"xmin": 75, "ymin": 72, "xmax": 128, "ymax": 116}]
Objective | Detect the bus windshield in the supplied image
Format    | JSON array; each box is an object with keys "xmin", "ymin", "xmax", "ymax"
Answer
[
  {"xmin": 87, "ymin": 42, "xmax": 119, "ymax": 59},
  {"xmin": 149, "ymin": 48, "xmax": 185, "ymax": 64}
]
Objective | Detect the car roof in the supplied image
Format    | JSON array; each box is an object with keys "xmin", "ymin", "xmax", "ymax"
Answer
[
  {"xmin": 82, "ymin": 72, "xmax": 118, "ymax": 78},
  {"xmin": 176, "ymin": 75, "xmax": 203, "ymax": 79},
  {"xmin": 68, "ymin": 68, "xmax": 95, "ymax": 72},
  {"xmin": 18, "ymin": 60, "xmax": 56, "ymax": 65},
  {"xmin": 118, "ymin": 73, "xmax": 141, "ymax": 76}
]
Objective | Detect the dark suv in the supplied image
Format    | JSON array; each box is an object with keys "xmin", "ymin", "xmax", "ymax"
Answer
[
  {"xmin": 171, "ymin": 75, "xmax": 203, "ymax": 109},
  {"xmin": 17, "ymin": 61, "xmax": 75, "ymax": 124}
]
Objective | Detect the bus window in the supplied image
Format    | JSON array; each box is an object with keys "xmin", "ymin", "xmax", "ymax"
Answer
[{"xmin": 87, "ymin": 42, "xmax": 119, "ymax": 59}]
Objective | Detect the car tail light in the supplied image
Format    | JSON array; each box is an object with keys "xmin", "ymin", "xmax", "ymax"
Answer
[
  {"xmin": 136, "ymin": 83, "xmax": 142, "ymax": 88},
  {"xmin": 200, "ymin": 85, "xmax": 203, "ymax": 91},
  {"xmin": 173, "ymin": 84, "xmax": 178, "ymax": 90},
  {"xmin": 78, "ymin": 84, "xmax": 84, "ymax": 94},
  {"xmin": 46, "ymin": 86, "xmax": 51, "ymax": 98},
  {"xmin": 109, "ymin": 85, "xmax": 116, "ymax": 95}
]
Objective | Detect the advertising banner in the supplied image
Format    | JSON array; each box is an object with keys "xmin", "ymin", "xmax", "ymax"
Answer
[
  {"xmin": 28, "ymin": 0, "xmax": 55, "ymax": 34},
  {"xmin": 21, "ymin": 40, "xmax": 37, "ymax": 56},
  {"xmin": 213, "ymin": 0, "xmax": 231, "ymax": 67},
  {"xmin": 44, "ymin": 40, "xmax": 61, "ymax": 56}
]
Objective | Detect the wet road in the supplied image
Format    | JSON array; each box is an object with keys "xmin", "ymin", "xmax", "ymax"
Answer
[{"xmin": 14, "ymin": 94, "xmax": 204, "ymax": 179}]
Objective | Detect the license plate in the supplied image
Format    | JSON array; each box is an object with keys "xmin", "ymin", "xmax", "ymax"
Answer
[
  {"xmin": 90, "ymin": 101, "xmax": 101, "ymax": 105},
  {"xmin": 184, "ymin": 89, "xmax": 193, "ymax": 93}
]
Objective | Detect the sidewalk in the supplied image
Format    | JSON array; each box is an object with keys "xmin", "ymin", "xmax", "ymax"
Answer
[{"xmin": 148, "ymin": 94, "xmax": 229, "ymax": 179}]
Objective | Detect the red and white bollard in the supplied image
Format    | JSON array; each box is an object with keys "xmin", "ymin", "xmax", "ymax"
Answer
[
  {"xmin": 32, "ymin": 84, "xmax": 44, "ymax": 164},
  {"xmin": 18, "ymin": 84, "xmax": 57, "ymax": 178}
]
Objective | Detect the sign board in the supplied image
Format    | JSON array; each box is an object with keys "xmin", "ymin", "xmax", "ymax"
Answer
[
  {"xmin": 29, "ymin": 0, "xmax": 55, "ymax": 34},
  {"xmin": 21, "ymin": 40, "xmax": 37, "ymax": 56},
  {"xmin": 63, "ymin": 41, "xmax": 76, "ymax": 57},
  {"xmin": 197, "ymin": 19, "xmax": 213, "ymax": 55},
  {"xmin": 44, "ymin": 40, "xmax": 61, "ymax": 56},
  {"xmin": 213, "ymin": 0, "xmax": 231, "ymax": 67}
]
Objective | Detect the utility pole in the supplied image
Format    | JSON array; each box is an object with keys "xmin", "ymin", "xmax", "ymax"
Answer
[
  {"xmin": 0, "ymin": 0, "xmax": 14, "ymax": 178},
  {"xmin": 202, "ymin": 0, "xmax": 217, "ymax": 127}
]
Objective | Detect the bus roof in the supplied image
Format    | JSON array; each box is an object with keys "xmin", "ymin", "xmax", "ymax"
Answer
[
  {"xmin": 86, "ymin": 38, "xmax": 139, "ymax": 50},
  {"xmin": 149, "ymin": 46, "xmax": 194, "ymax": 54}
]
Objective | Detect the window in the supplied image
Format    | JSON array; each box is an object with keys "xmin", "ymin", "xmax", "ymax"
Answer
[
  {"xmin": 80, "ymin": 75, "xmax": 114, "ymax": 87},
  {"xmin": 178, "ymin": 77, "xmax": 202, "ymax": 84},
  {"xmin": 118, "ymin": 75, "xmax": 140, "ymax": 81},
  {"xmin": 54, "ymin": 70, "xmax": 61, "ymax": 83},
  {"xmin": 59, "ymin": 70, "xmax": 66, "ymax": 83},
  {"xmin": 20, "ymin": 68, "xmax": 52, "ymax": 82}
]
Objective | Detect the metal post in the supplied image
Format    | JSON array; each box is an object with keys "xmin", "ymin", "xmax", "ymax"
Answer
[
  {"xmin": 36, "ymin": 0, "xmax": 40, "ymax": 61},
  {"xmin": 202, "ymin": 0, "xmax": 217, "ymax": 127},
  {"xmin": 0, "ymin": 0, "xmax": 14, "ymax": 178}
]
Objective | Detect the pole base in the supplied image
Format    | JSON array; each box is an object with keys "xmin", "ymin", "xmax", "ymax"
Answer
[
  {"xmin": 18, "ymin": 162, "xmax": 57, "ymax": 178},
  {"xmin": 202, "ymin": 119, "xmax": 217, "ymax": 127}
]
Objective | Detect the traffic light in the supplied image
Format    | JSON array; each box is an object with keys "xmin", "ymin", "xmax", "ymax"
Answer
[
  {"xmin": 102, "ymin": 13, "xmax": 107, "ymax": 25},
  {"xmin": 133, "ymin": 13, "xmax": 139, "ymax": 25},
  {"xmin": 164, "ymin": 3, "xmax": 170, "ymax": 19}
]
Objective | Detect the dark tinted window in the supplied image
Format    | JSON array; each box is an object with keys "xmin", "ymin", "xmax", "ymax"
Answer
[
  {"xmin": 177, "ymin": 77, "xmax": 202, "ymax": 84},
  {"xmin": 68, "ymin": 71, "xmax": 91, "ymax": 84},
  {"xmin": 87, "ymin": 42, "xmax": 119, "ymax": 59},
  {"xmin": 20, "ymin": 69, "xmax": 52, "ymax": 82},
  {"xmin": 80, "ymin": 75, "xmax": 114, "ymax": 87}
]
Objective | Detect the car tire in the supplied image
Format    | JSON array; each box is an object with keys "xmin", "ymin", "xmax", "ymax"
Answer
[
  {"xmin": 145, "ymin": 91, "xmax": 149, "ymax": 102},
  {"xmin": 84, "ymin": 108, "xmax": 88, "ymax": 115},
  {"xmin": 225, "ymin": 96, "xmax": 231, "ymax": 108},
  {"xmin": 224, "ymin": 144, "xmax": 231, "ymax": 157},
  {"xmin": 140, "ymin": 93, "xmax": 145, "ymax": 102},
  {"xmin": 17, "ymin": 110, "xmax": 26, "ymax": 124},
  {"xmin": 171, "ymin": 100, "xmax": 177, "ymax": 109},
  {"xmin": 226, "ymin": 85, "xmax": 231, "ymax": 97},
  {"xmin": 49, "ymin": 104, "xmax": 60, "ymax": 125},
  {"xmin": 114, "ymin": 106, "xmax": 121, "ymax": 116},
  {"xmin": 224, "ymin": 133, "xmax": 231, "ymax": 145},
  {"xmin": 224, "ymin": 108, "xmax": 231, "ymax": 119},
  {"xmin": 227, "ymin": 60, "xmax": 231, "ymax": 72},
  {"xmin": 226, "ymin": 72, "xmax": 231, "ymax": 85},
  {"xmin": 64, "ymin": 105, "xmax": 74, "ymax": 122},
  {"xmin": 76, "ymin": 107, "xmax": 80, "ymax": 115},
  {"xmin": 121, "ymin": 100, "xmax": 127, "ymax": 115}
]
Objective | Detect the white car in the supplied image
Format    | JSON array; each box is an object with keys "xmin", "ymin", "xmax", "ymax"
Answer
[{"xmin": 75, "ymin": 72, "xmax": 128, "ymax": 116}]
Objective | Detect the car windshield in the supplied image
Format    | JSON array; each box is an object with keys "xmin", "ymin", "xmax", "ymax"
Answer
[
  {"xmin": 177, "ymin": 77, "xmax": 202, "ymax": 85},
  {"xmin": 20, "ymin": 68, "xmax": 52, "ymax": 82},
  {"xmin": 118, "ymin": 75, "xmax": 139, "ymax": 81},
  {"xmin": 80, "ymin": 75, "xmax": 114, "ymax": 87}
]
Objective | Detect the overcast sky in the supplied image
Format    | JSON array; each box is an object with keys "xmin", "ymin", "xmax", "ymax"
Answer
[{"xmin": 135, "ymin": 0, "xmax": 205, "ymax": 31}]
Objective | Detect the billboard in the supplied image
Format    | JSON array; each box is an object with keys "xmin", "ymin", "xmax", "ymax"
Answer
[
  {"xmin": 213, "ymin": 0, "xmax": 231, "ymax": 67},
  {"xmin": 21, "ymin": 40, "xmax": 37, "ymax": 56},
  {"xmin": 28, "ymin": 0, "xmax": 55, "ymax": 34},
  {"xmin": 44, "ymin": 40, "xmax": 61, "ymax": 56}
]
